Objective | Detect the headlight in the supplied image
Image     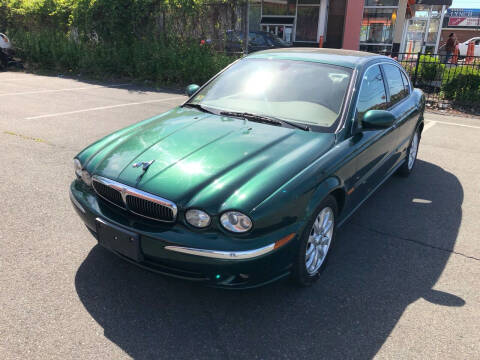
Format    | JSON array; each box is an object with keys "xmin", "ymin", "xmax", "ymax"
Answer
[
  {"xmin": 81, "ymin": 170, "xmax": 93, "ymax": 186},
  {"xmin": 74, "ymin": 158, "xmax": 82, "ymax": 178},
  {"xmin": 74, "ymin": 158, "xmax": 93, "ymax": 186},
  {"xmin": 185, "ymin": 209, "xmax": 211, "ymax": 228},
  {"xmin": 220, "ymin": 211, "xmax": 252, "ymax": 233}
]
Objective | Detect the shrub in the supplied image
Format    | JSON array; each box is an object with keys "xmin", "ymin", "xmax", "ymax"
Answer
[
  {"xmin": 2, "ymin": 0, "xmax": 241, "ymax": 86},
  {"xmin": 416, "ymin": 55, "xmax": 445, "ymax": 83},
  {"xmin": 12, "ymin": 30, "xmax": 237, "ymax": 85},
  {"xmin": 442, "ymin": 72, "xmax": 480, "ymax": 103}
]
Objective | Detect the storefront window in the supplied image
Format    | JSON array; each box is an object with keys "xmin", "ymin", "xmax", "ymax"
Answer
[
  {"xmin": 262, "ymin": 0, "xmax": 296, "ymax": 16},
  {"xmin": 360, "ymin": 8, "xmax": 397, "ymax": 44},
  {"xmin": 296, "ymin": 7, "xmax": 320, "ymax": 42},
  {"xmin": 402, "ymin": 4, "xmax": 445, "ymax": 53},
  {"xmin": 427, "ymin": 18, "xmax": 440, "ymax": 43}
]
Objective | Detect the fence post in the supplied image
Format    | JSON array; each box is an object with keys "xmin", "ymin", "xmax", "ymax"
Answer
[
  {"xmin": 412, "ymin": 51, "xmax": 421, "ymax": 87},
  {"xmin": 242, "ymin": 0, "xmax": 249, "ymax": 55}
]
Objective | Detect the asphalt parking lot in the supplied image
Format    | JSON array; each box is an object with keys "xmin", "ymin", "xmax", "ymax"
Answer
[{"xmin": 0, "ymin": 72, "xmax": 479, "ymax": 359}]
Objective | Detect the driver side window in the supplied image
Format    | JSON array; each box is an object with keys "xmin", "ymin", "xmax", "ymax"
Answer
[{"xmin": 356, "ymin": 65, "xmax": 388, "ymax": 128}]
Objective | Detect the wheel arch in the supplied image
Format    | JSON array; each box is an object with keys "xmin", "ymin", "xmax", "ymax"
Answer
[
  {"xmin": 330, "ymin": 188, "xmax": 346, "ymax": 216},
  {"xmin": 304, "ymin": 176, "xmax": 346, "ymax": 222}
]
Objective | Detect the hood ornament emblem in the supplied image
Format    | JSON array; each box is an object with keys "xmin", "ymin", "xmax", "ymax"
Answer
[{"xmin": 132, "ymin": 160, "xmax": 155, "ymax": 183}]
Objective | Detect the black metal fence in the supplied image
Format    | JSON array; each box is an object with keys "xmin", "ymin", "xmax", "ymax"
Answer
[{"xmin": 391, "ymin": 52, "xmax": 480, "ymax": 114}]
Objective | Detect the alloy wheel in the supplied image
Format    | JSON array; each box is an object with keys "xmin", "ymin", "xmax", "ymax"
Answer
[
  {"xmin": 408, "ymin": 132, "xmax": 419, "ymax": 170},
  {"xmin": 305, "ymin": 207, "xmax": 334, "ymax": 275}
]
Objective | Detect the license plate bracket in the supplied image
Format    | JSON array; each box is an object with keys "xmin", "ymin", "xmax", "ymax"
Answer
[{"xmin": 96, "ymin": 218, "xmax": 143, "ymax": 262}]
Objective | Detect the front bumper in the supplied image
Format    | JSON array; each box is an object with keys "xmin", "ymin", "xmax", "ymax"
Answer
[{"xmin": 70, "ymin": 180, "xmax": 300, "ymax": 288}]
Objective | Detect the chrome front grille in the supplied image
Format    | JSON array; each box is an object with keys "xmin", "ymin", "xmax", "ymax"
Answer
[
  {"xmin": 126, "ymin": 195, "xmax": 175, "ymax": 221},
  {"xmin": 93, "ymin": 181, "xmax": 125, "ymax": 208},
  {"xmin": 92, "ymin": 176, "xmax": 177, "ymax": 222}
]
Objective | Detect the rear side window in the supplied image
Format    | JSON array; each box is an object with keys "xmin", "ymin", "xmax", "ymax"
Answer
[
  {"xmin": 356, "ymin": 65, "xmax": 388, "ymax": 124},
  {"xmin": 401, "ymin": 71, "xmax": 411, "ymax": 94},
  {"xmin": 383, "ymin": 64, "xmax": 408, "ymax": 106}
]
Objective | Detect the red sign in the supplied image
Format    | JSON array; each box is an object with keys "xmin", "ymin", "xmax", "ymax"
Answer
[{"xmin": 448, "ymin": 16, "xmax": 480, "ymax": 27}]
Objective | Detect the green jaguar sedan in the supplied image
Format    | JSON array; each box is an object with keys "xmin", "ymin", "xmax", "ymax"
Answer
[{"xmin": 70, "ymin": 48, "xmax": 425, "ymax": 288}]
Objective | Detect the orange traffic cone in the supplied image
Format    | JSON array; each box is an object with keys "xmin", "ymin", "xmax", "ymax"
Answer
[
  {"xmin": 466, "ymin": 41, "xmax": 475, "ymax": 64},
  {"xmin": 451, "ymin": 46, "xmax": 459, "ymax": 64},
  {"xmin": 407, "ymin": 41, "xmax": 413, "ymax": 59}
]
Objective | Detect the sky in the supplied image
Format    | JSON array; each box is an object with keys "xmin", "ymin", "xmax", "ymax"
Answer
[{"xmin": 451, "ymin": 0, "xmax": 480, "ymax": 9}]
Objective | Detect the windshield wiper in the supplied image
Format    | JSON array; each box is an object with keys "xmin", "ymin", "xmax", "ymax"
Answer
[
  {"xmin": 220, "ymin": 111, "xmax": 310, "ymax": 131},
  {"xmin": 183, "ymin": 103, "xmax": 215, "ymax": 114}
]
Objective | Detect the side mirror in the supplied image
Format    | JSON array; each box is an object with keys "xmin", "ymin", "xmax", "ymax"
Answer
[
  {"xmin": 185, "ymin": 84, "xmax": 200, "ymax": 97},
  {"xmin": 361, "ymin": 110, "xmax": 396, "ymax": 130}
]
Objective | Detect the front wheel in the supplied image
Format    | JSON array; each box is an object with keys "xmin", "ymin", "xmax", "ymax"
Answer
[
  {"xmin": 398, "ymin": 128, "xmax": 420, "ymax": 177},
  {"xmin": 292, "ymin": 195, "xmax": 337, "ymax": 287}
]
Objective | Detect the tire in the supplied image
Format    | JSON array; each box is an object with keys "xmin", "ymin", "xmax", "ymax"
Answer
[
  {"xmin": 398, "ymin": 127, "xmax": 421, "ymax": 177},
  {"xmin": 292, "ymin": 195, "xmax": 338, "ymax": 287},
  {"xmin": 0, "ymin": 52, "xmax": 8, "ymax": 71}
]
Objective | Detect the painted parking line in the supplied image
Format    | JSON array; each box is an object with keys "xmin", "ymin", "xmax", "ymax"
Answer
[
  {"xmin": 0, "ymin": 83, "xmax": 129, "ymax": 97},
  {"xmin": 423, "ymin": 121, "xmax": 436, "ymax": 132},
  {"xmin": 432, "ymin": 119, "xmax": 480, "ymax": 130},
  {"xmin": 25, "ymin": 96, "xmax": 186, "ymax": 120},
  {"xmin": 423, "ymin": 119, "xmax": 480, "ymax": 132}
]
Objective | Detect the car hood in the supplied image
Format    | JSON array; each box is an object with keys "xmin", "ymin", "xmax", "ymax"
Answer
[{"xmin": 80, "ymin": 107, "xmax": 335, "ymax": 213}]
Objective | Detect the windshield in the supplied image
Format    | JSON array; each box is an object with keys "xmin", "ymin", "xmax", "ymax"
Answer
[{"xmin": 189, "ymin": 59, "xmax": 352, "ymax": 130}]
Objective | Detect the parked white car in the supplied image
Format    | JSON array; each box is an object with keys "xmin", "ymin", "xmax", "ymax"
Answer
[
  {"xmin": 458, "ymin": 37, "xmax": 480, "ymax": 57},
  {"xmin": 1, "ymin": 33, "xmax": 13, "ymax": 69},
  {"xmin": 0, "ymin": 33, "xmax": 22, "ymax": 70},
  {"xmin": 0, "ymin": 33, "xmax": 12, "ymax": 50}
]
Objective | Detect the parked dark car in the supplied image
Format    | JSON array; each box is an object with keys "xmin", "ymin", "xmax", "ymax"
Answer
[
  {"xmin": 70, "ymin": 49, "xmax": 425, "ymax": 289},
  {"xmin": 225, "ymin": 30, "xmax": 292, "ymax": 53}
]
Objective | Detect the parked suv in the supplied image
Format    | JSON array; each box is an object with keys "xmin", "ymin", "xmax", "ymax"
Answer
[{"xmin": 225, "ymin": 30, "xmax": 292, "ymax": 54}]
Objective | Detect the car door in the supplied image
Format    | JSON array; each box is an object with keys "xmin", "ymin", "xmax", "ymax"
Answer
[
  {"xmin": 459, "ymin": 41, "xmax": 468, "ymax": 56},
  {"xmin": 346, "ymin": 64, "xmax": 393, "ymax": 207},
  {"xmin": 381, "ymin": 63, "xmax": 419, "ymax": 170},
  {"xmin": 475, "ymin": 38, "xmax": 480, "ymax": 56}
]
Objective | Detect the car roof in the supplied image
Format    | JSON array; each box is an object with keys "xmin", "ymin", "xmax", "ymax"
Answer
[{"xmin": 246, "ymin": 48, "xmax": 390, "ymax": 69}]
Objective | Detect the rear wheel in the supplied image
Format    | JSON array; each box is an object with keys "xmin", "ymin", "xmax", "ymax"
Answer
[
  {"xmin": 398, "ymin": 128, "xmax": 420, "ymax": 177},
  {"xmin": 293, "ymin": 195, "xmax": 337, "ymax": 286}
]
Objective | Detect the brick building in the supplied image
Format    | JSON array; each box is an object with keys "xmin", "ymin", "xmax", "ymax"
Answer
[{"xmin": 440, "ymin": 8, "xmax": 480, "ymax": 47}]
